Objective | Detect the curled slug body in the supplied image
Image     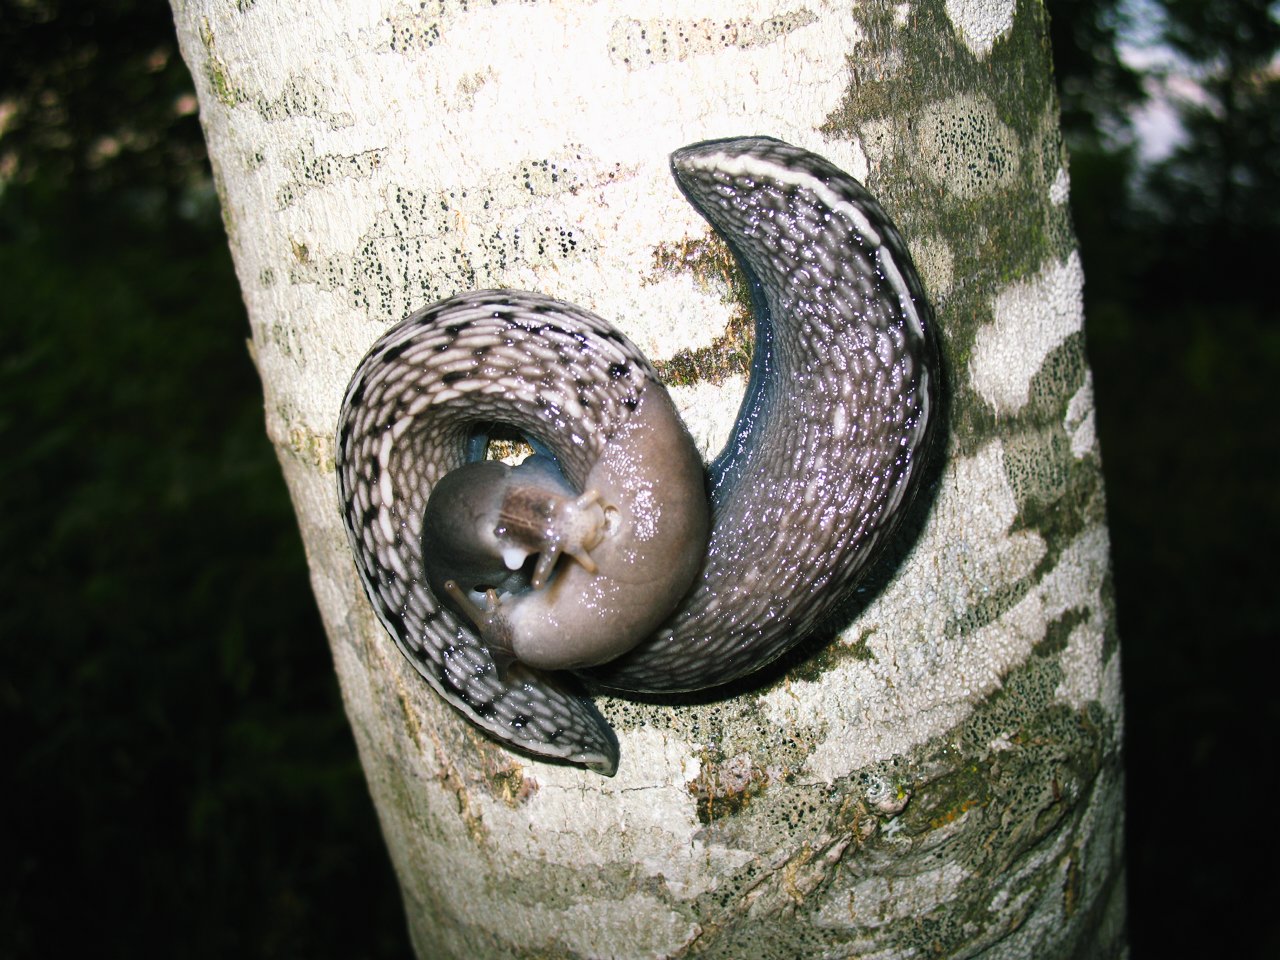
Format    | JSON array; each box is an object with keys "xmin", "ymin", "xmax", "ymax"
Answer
[{"xmin": 336, "ymin": 137, "xmax": 940, "ymax": 774}]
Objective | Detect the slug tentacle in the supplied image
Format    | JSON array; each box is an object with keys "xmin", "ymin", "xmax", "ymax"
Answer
[{"xmin": 336, "ymin": 137, "xmax": 940, "ymax": 774}]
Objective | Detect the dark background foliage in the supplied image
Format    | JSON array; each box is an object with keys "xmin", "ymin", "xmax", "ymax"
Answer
[{"xmin": 2, "ymin": 0, "xmax": 1276, "ymax": 955}]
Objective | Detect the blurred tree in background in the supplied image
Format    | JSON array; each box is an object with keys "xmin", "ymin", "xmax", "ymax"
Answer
[
  {"xmin": 1049, "ymin": 0, "xmax": 1280, "ymax": 955},
  {"xmin": 2, "ymin": 0, "xmax": 1276, "ymax": 955},
  {"xmin": 0, "ymin": 1, "xmax": 409, "ymax": 956},
  {"xmin": 1147, "ymin": 0, "xmax": 1280, "ymax": 289}
]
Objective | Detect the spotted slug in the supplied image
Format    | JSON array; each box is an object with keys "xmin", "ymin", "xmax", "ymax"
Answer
[{"xmin": 336, "ymin": 137, "xmax": 940, "ymax": 775}]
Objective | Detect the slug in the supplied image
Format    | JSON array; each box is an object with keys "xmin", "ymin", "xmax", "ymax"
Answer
[{"xmin": 336, "ymin": 137, "xmax": 940, "ymax": 775}]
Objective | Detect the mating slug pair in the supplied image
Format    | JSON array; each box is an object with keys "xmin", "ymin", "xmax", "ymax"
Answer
[{"xmin": 336, "ymin": 137, "xmax": 940, "ymax": 775}]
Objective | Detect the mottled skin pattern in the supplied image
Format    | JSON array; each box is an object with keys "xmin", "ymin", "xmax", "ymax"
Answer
[
  {"xmin": 590, "ymin": 138, "xmax": 939, "ymax": 693},
  {"xmin": 336, "ymin": 137, "xmax": 940, "ymax": 774},
  {"xmin": 336, "ymin": 293, "xmax": 668, "ymax": 773}
]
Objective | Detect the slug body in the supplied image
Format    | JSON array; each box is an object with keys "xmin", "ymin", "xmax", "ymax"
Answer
[{"xmin": 336, "ymin": 137, "xmax": 940, "ymax": 774}]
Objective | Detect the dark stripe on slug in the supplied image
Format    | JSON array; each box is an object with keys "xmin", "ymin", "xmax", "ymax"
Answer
[
  {"xmin": 344, "ymin": 380, "xmax": 366, "ymax": 412},
  {"xmin": 380, "ymin": 339, "xmax": 411, "ymax": 363},
  {"xmin": 338, "ymin": 418, "xmax": 355, "ymax": 455},
  {"xmin": 383, "ymin": 610, "xmax": 407, "ymax": 638}
]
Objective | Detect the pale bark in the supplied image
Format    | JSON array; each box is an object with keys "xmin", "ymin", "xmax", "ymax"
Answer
[{"xmin": 171, "ymin": 0, "xmax": 1126, "ymax": 956}]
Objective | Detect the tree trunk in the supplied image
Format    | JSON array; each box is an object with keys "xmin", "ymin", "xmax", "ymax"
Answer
[{"xmin": 171, "ymin": 0, "xmax": 1126, "ymax": 956}]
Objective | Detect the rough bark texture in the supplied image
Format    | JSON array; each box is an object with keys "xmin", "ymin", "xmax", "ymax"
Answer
[{"xmin": 171, "ymin": 0, "xmax": 1126, "ymax": 956}]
